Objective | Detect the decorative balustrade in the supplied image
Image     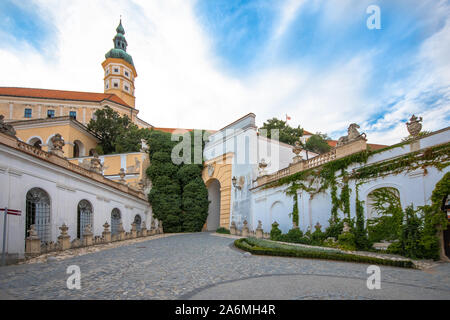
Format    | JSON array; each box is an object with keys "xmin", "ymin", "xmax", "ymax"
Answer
[
  {"xmin": 256, "ymin": 139, "xmax": 366, "ymax": 187},
  {"xmin": 25, "ymin": 221, "xmax": 163, "ymax": 259}
]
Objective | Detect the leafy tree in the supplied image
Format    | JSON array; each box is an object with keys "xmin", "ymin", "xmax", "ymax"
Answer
[
  {"xmin": 305, "ymin": 133, "xmax": 331, "ymax": 154},
  {"xmin": 87, "ymin": 106, "xmax": 151, "ymax": 154},
  {"xmin": 146, "ymin": 129, "xmax": 209, "ymax": 233},
  {"xmin": 259, "ymin": 118, "xmax": 303, "ymax": 146}
]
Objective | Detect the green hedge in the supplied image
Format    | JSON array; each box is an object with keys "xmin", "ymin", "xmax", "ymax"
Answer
[{"xmin": 234, "ymin": 238, "xmax": 414, "ymax": 269}]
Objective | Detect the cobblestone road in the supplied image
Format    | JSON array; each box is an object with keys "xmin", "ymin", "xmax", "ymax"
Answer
[{"xmin": 0, "ymin": 233, "xmax": 449, "ymax": 300}]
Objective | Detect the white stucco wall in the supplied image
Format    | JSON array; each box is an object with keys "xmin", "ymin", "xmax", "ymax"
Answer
[{"xmin": 0, "ymin": 144, "xmax": 152, "ymax": 257}]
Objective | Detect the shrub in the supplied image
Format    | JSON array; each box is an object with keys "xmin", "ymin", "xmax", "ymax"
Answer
[
  {"xmin": 279, "ymin": 228, "xmax": 306, "ymax": 244},
  {"xmin": 324, "ymin": 218, "xmax": 344, "ymax": 239},
  {"xmin": 270, "ymin": 222, "xmax": 282, "ymax": 241},
  {"xmin": 235, "ymin": 238, "xmax": 414, "ymax": 268},
  {"xmin": 181, "ymin": 178, "xmax": 209, "ymax": 232},
  {"xmin": 216, "ymin": 227, "xmax": 230, "ymax": 234},
  {"xmin": 338, "ymin": 232, "xmax": 356, "ymax": 251}
]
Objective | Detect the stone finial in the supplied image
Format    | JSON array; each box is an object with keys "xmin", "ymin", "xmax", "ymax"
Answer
[
  {"xmin": 119, "ymin": 168, "xmax": 126, "ymax": 184},
  {"xmin": 0, "ymin": 115, "xmax": 17, "ymax": 138},
  {"xmin": 314, "ymin": 222, "xmax": 322, "ymax": 232},
  {"xmin": 58, "ymin": 223, "xmax": 71, "ymax": 250},
  {"xmin": 258, "ymin": 159, "xmax": 269, "ymax": 176},
  {"xmin": 230, "ymin": 221, "xmax": 237, "ymax": 235},
  {"xmin": 103, "ymin": 222, "xmax": 110, "ymax": 232},
  {"xmin": 59, "ymin": 223, "xmax": 69, "ymax": 236},
  {"xmin": 257, "ymin": 220, "xmax": 262, "ymax": 230},
  {"xmin": 49, "ymin": 133, "xmax": 65, "ymax": 157},
  {"xmin": 406, "ymin": 114, "xmax": 423, "ymax": 137},
  {"xmin": 102, "ymin": 221, "xmax": 111, "ymax": 243},
  {"xmin": 89, "ymin": 152, "xmax": 103, "ymax": 174},
  {"xmin": 138, "ymin": 179, "xmax": 145, "ymax": 191},
  {"xmin": 242, "ymin": 220, "xmax": 249, "ymax": 237},
  {"xmin": 84, "ymin": 224, "xmax": 93, "ymax": 236}
]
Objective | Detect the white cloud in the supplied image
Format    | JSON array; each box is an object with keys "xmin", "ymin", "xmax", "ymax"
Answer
[{"xmin": 0, "ymin": 0, "xmax": 448, "ymax": 146}]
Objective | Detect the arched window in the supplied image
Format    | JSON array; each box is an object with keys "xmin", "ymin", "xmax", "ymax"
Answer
[
  {"xmin": 77, "ymin": 200, "xmax": 93, "ymax": 239},
  {"xmin": 28, "ymin": 137, "xmax": 42, "ymax": 150},
  {"xmin": 367, "ymin": 187, "xmax": 401, "ymax": 219},
  {"xmin": 111, "ymin": 208, "xmax": 121, "ymax": 235},
  {"xmin": 26, "ymin": 188, "xmax": 51, "ymax": 243},
  {"xmin": 134, "ymin": 214, "xmax": 142, "ymax": 232}
]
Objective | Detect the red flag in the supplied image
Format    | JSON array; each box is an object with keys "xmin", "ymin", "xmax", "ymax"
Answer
[{"xmin": 286, "ymin": 114, "xmax": 291, "ymax": 121}]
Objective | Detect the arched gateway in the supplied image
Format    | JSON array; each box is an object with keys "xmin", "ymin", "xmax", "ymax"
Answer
[{"xmin": 202, "ymin": 153, "xmax": 233, "ymax": 231}]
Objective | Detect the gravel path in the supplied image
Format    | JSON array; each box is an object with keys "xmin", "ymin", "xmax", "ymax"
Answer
[{"xmin": 0, "ymin": 233, "xmax": 449, "ymax": 300}]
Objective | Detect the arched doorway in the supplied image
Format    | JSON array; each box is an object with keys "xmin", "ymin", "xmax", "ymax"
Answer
[
  {"xmin": 73, "ymin": 140, "xmax": 85, "ymax": 158},
  {"xmin": 134, "ymin": 214, "xmax": 142, "ymax": 232},
  {"xmin": 111, "ymin": 208, "xmax": 121, "ymax": 235},
  {"xmin": 206, "ymin": 179, "xmax": 221, "ymax": 231},
  {"xmin": 26, "ymin": 188, "xmax": 51, "ymax": 243},
  {"xmin": 77, "ymin": 200, "xmax": 93, "ymax": 239}
]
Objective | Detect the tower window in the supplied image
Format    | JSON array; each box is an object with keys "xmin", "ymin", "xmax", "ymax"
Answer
[
  {"xmin": 24, "ymin": 108, "xmax": 32, "ymax": 118},
  {"xmin": 69, "ymin": 111, "xmax": 77, "ymax": 119},
  {"xmin": 114, "ymin": 68, "xmax": 119, "ymax": 73},
  {"xmin": 125, "ymin": 71, "xmax": 129, "ymax": 77},
  {"xmin": 114, "ymin": 83, "xmax": 119, "ymax": 88},
  {"xmin": 124, "ymin": 85, "xmax": 129, "ymax": 92},
  {"xmin": 47, "ymin": 110, "xmax": 55, "ymax": 118}
]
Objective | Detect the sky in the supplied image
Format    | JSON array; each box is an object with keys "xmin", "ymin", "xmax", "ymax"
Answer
[{"xmin": 0, "ymin": 0, "xmax": 449, "ymax": 145}]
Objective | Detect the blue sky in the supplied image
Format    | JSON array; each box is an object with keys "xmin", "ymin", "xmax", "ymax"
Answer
[{"xmin": 0, "ymin": 0, "xmax": 449, "ymax": 144}]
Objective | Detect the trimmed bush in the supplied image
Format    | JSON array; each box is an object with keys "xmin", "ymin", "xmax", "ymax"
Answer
[
  {"xmin": 216, "ymin": 227, "xmax": 231, "ymax": 234},
  {"xmin": 234, "ymin": 238, "xmax": 414, "ymax": 269},
  {"xmin": 270, "ymin": 222, "xmax": 282, "ymax": 241}
]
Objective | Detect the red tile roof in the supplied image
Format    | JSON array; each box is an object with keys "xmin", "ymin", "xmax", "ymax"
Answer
[
  {"xmin": 326, "ymin": 139, "xmax": 387, "ymax": 150},
  {"xmin": 153, "ymin": 127, "xmax": 217, "ymax": 134},
  {"xmin": 0, "ymin": 87, "xmax": 131, "ymax": 108}
]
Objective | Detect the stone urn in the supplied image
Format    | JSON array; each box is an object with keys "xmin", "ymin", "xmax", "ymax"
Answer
[{"xmin": 406, "ymin": 115, "xmax": 423, "ymax": 137}]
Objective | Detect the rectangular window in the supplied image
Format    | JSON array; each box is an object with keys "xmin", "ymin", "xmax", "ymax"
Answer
[
  {"xmin": 125, "ymin": 71, "xmax": 129, "ymax": 77},
  {"xmin": 124, "ymin": 85, "xmax": 129, "ymax": 92},
  {"xmin": 24, "ymin": 108, "xmax": 32, "ymax": 118},
  {"xmin": 47, "ymin": 110, "xmax": 55, "ymax": 118},
  {"xmin": 69, "ymin": 111, "xmax": 77, "ymax": 119},
  {"xmin": 114, "ymin": 68, "xmax": 119, "ymax": 73},
  {"xmin": 114, "ymin": 82, "xmax": 119, "ymax": 88}
]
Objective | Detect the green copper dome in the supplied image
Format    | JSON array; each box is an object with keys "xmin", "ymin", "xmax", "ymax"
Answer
[{"xmin": 105, "ymin": 19, "xmax": 134, "ymax": 67}]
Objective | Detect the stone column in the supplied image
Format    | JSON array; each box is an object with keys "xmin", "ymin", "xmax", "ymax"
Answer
[
  {"xmin": 57, "ymin": 223, "xmax": 71, "ymax": 251},
  {"xmin": 83, "ymin": 225, "xmax": 93, "ymax": 247},
  {"xmin": 141, "ymin": 222, "xmax": 147, "ymax": 237},
  {"xmin": 230, "ymin": 221, "xmax": 237, "ymax": 235},
  {"xmin": 255, "ymin": 221, "xmax": 263, "ymax": 239},
  {"xmin": 242, "ymin": 220, "xmax": 249, "ymax": 238},
  {"xmin": 25, "ymin": 225, "xmax": 41, "ymax": 257},
  {"xmin": 102, "ymin": 222, "xmax": 111, "ymax": 243},
  {"xmin": 158, "ymin": 221, "xmax": 163, "ymax": 234},
  {"xmin": 131, "ymin": 222, "xmax": 137, "ymax": 238}
]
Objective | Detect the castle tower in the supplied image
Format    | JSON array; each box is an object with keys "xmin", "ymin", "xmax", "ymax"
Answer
[{"xmin": 102, "ymin": 19, "xmax": 137, "ymax": 108}]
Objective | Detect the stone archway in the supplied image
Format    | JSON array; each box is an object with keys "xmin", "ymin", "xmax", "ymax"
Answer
[
  {"xmin": 206, "ymin": 179, "xmax": 221, "ymax": 231},
  {"xmin": 202, "ymin": 153, "xmax": 233, "ymax": 230}
]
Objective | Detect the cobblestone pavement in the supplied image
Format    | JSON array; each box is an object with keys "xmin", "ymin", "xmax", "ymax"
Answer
[{"xmin": 0, "ymin": 233, "xmax": 449, "ymax": 300}]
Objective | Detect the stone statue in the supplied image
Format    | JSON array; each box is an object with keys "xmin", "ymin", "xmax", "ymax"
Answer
[
  {"xmin": 140, "ymin": 139, "xmax": 149, "ymax": 152},
  {"xmin": 292, "ymin": 141, "xmax": 303, "ymax": 163},
  {"xmin": 342, "ymin": 222, "xmax": 351, "ymax": 233},
  {"xmin": 118, "ymin": 168, "xmax": 126, "ymax": 184},
  {"xmin": 337, "ymin": 123, "xmax": 367, "ymax": 147},
  {"xmin": 406, "ymin": 115, "xmax": 423, "ymax": 137},
  {"xmin": 89, "ymin": 152, "xmax": 103, "ymax": 174},
  {"xmin": 0, "ymin": 115, "xmax": 16, "ymax": 138},
  {"xmin": 49, "ymin": 134, "xmax": 65, "ymax": 157}
]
